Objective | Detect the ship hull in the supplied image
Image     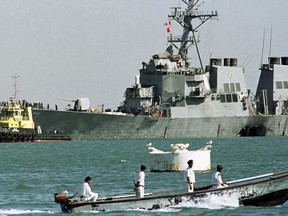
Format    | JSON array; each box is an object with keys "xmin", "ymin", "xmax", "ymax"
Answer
[
  {"xmin": 0, "ymin": 130, "xmax": 71, "ymax": 142},
  {"xmin": 32, "ymin": 109, "xmax": 288, "ymax": 140}
]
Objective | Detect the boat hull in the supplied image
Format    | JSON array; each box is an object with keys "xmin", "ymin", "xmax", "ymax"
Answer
[
  {"xmin": 33, "ymin": 109, "xmax": 288, "ymax": 140},
  {"xmin": 240, "ymin": 189, "xmax": 288, "ymax": 206}
]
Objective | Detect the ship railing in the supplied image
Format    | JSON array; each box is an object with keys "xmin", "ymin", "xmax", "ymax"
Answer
[
  {"xmin": 167, "ymin": 35, "xmax": 197, "ymax": 44},
  {"xmin": 157, "ymin": 69, "xmax": 204, "ymax": 76},
  {"xmin": 0, "ymin": 116, "xmax": 10, "ymax": 121},
  {"xmin": 259, "ymin": 64, "xmax": 273, "ymax": 70},
  {"xmin": 282, "ymin": 108, "xmax": 288, "ymax": 115},
  {"xmin": 169, "ymin": 9, "xmax": 217, "ymax": 19},
  {"xmin": 190, "ymin": 10, "xmax": 218, "ymax": 17},
  {"xmin": 169, "ymin": 7, "xmax": 185, "ymax": 18}
]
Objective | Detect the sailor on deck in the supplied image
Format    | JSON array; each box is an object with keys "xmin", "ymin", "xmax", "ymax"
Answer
[
  {"xmin": 212, "ymin": 165, "xmax": 228, "ymax": 188},
  {"xmin": 134, "ymin": 165, "xmax": 146, "ymax": 198},
  {"xmin": 74, "ymin": 176, "xmax": 98, "ymax": 202},
  {"xmin": 184, "ymin": 159, "xmax": 195, "ymax": 192}
]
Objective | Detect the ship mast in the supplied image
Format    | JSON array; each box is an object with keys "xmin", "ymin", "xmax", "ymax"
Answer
[
  {"xmin": 168, "ymin": 0, "xmax": 217, "ymax": 70},
  {"xmin": 11, "ymin": 73, "xmax": 20, "ymax": 101}
]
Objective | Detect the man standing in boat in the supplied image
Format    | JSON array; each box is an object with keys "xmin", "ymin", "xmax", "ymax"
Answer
[
  {"xmin": 212, "ymin": 165, "xmax": 228, "ymax": 188},
  {"xmin": 184, "ymin": 159, "xmax": 195, "ymax": 192},
  {"xmin": 134, "ymin": 165, "xmax": 146, "ymax": 198},
  {"xmin": 74, "ymin": 176, "xmax": 98, "ymax": 202}
]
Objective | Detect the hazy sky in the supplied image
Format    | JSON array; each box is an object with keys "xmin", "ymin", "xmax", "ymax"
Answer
[{"xmin": 1, "ymin": 0, "xmax": 287, "ymax": 110}]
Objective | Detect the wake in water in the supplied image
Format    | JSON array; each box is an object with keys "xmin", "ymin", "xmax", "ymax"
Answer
[
  {"xmin": 171, "ymin": 193, "xmax": 240, "ymax": 209},
  {"xmin": 126, "ymin": 208, "xmax": 180, "ymax": 213},
  {"xmin": 0, "ymin": 209, "xmax": 52, "ymax": 215}
]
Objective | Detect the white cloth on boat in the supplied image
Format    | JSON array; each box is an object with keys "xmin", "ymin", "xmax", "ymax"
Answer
[
  {"xmin": 184, "ymin": 167, "xmax": 195, "ymax": 192},
  {"xmin": 134, "ymin": 171, "xmax": 145, "ymax": 198},
  {"xmin": 76, "ymin": 182, "xmax": 98, "ymax": 202},
  {"xmin": 135, "ymin": 185, "xmax": 144, "ymax": 198}
]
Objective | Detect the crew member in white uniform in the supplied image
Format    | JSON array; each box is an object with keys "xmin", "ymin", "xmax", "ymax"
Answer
[
  {"xmin": 184, "ymin": 159, "xmax": 195, "ymax": 192},
  {"xmin": 212, "ymin": 165, "xmax": 228, "ymax": 188},
  {"xmin": 74, "ymin": 176, "xmax": 98, "ymax": 201},
  {"xmin": 134, "ymin": 165, "xmax": 146, "ymax": 198}
]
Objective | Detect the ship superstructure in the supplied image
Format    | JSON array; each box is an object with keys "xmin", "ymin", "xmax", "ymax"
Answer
[
  {"xmin": 118, "ymin": 0, "xmax": 255, "ymax": 119},
  {"xmin": 257, "ymin": 57, "xmax": 288, "ymax": 116}
]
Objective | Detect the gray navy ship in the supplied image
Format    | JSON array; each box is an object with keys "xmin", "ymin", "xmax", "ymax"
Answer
[{"xmin": 31, "ymin": 0, "xmax": 288, "ymax": 140}]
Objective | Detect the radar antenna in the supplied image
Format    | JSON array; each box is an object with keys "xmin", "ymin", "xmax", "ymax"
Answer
[{"xmin": 168, "ymin": 0, "xmax": 217, "ymax": 70}]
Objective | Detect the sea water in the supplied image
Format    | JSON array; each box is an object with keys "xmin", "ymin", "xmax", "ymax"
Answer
[{"xmin": 0, "ymin": 137, "xmax": 287, "ymax": 215}]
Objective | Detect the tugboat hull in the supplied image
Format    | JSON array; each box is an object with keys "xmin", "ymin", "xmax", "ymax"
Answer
[{"xmin": 0, "ymin": 131, "xmax": 71, "ymax": 142}]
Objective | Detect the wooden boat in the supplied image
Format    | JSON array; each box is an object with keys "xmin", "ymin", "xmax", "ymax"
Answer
[{"xmin": 54, "ymin": 170, "xmax": 288, "ymax": 212}]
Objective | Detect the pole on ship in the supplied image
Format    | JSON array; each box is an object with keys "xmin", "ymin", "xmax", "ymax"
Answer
[{"xmin": 11, "ymin": 73, "xmax": 20, "ymax": 101}]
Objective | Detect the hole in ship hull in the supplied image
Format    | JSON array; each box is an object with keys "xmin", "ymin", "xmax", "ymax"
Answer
[{"xmin": 238, "ymin": 126, "xmax": 267, "ymax": 136}]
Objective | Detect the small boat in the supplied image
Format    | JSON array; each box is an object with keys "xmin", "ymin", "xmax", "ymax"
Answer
[
  {"xmin": 0, "ymin": 100, "xmax": 71, "ymax": 142},
  {"xmin": 54, "ymin": 170, "xmax": 288, "ymax": 212},
  {"xmin": 146, "ymin": 141, "xmax": 212, "ymax": 172}
]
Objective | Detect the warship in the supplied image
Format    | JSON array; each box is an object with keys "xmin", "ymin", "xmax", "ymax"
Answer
[{"xmin": 31, "ymin": 0, "xmax": 288, "ymax": 140}]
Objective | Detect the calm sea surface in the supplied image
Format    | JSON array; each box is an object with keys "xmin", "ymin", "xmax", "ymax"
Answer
[{"xmin": 0, "ymin": 137, "xmax": 287, "ymax": 215}]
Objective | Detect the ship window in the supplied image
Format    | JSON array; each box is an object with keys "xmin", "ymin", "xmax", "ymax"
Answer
[
  {"xmin": 232, "ymin": 94, "xmax": 238, "ymax": 102},
  {"xmin": 235, "ymin": 83, "xmax": 241, "ymax": 91},
  {"xmin": 220, "ymin": 94, "xmax": 226, "ymax": 102},
  {"xmin": 230, "ymin": 83, "xmax": 235, "ymax": 92},
  {"xmin": 226, "ymin": 94, "xmax": 232, "ymax": 102},
  {"xmin": 276, "ymin": 81, "xmax": 283, "ymax": 89},
  {"xmin": 284, "ymin": 81, "xmax": 288, "ymax": 89},
  {"xmin": 223, "ymin": 83, "xmax": 229, "ymax": 92},
  {"xmin": 211, "ymin": 95, "xmax": 216, "ymax": 100}
]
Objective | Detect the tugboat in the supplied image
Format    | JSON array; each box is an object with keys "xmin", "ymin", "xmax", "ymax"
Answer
[
  {"xmin": 0, "ymin": 74, "xmax": 71, "ymax": 142},
  {"xmin": 0, "ymin": 100, "xmax": 71, "ymax": 142}
]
